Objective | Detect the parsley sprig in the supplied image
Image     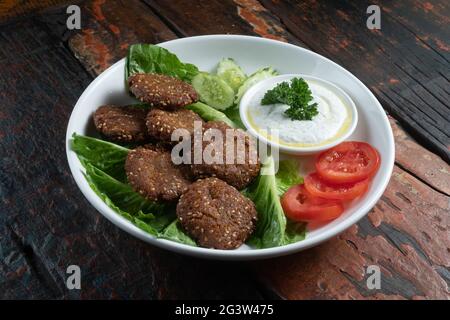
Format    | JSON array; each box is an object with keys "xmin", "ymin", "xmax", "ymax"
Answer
[{"xmin": 261, "ymin": 77, "xmax": 318, "ymax": 121}]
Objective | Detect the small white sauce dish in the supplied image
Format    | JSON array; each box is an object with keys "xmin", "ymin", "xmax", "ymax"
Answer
[{"xmin": 239, "ymin": 74, "xmax": 358, "ymax": 155}]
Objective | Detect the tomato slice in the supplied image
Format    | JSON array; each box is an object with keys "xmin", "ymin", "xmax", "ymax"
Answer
[
  {"xmin": 281, "ymin": 184, "xmax": 344, "ymax": 222},
  {"xmin": 304, "ymin": 173, "xmax": 369, "ymax": 200},
  {"xmin": 316, "ymin": 141, "xmax": 380, "ymax": 183}
]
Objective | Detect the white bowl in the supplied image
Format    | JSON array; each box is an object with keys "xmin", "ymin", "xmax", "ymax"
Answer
[
  {"xmin": 239, "ymin": 74, "xmax": 358, "ymax": 155},
  {"xmin": 66, "ymin": 35, "xmax": 395, "ymax": 260}
]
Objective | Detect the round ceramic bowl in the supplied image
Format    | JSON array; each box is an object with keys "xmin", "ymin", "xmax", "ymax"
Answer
[
  {"xmin": 239, "ymin": 74, "xmax": 358, "ymax": 155},
  {"xmin": 66, "ymin": 35, "xmax": 395, "ymax": 260}
]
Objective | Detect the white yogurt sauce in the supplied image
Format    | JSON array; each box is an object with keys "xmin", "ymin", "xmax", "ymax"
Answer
[{"xmin": 247, "ymin": 79, "xmax": 351, "ymax": 147}]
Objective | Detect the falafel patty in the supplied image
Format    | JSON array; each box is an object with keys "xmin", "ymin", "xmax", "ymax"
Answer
[
  {"xmin": 93, "ymin": 105, "xmax": 148, "ymax": 143},
  {"xmin": 190, "ymin": 121, "xmax": 260, "ymax": 190},
  {"xmin": 128, "ymin": 73, "xmax": 198, "ymax": 109},
  {"xmin": 176, "ymin": 178, "xmax": 257, "ymax": 249},
  {"xmin": 146, "ymin": 108, "xmax": 204, "ymax": 142},
  {"xmin": 125, "ymin": 146, "xmax": 191, "ymax": 201}
]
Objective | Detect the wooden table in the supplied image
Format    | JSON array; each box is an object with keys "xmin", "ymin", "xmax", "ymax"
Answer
[{"xmin": 0, "ymin": 0, "xmax": 448, "ymax": 300}]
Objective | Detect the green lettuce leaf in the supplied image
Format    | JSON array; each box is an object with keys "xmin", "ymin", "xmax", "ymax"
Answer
[
  {"xmin": 186, "ymin": 102, "xmax": 238, "ymax": 128},
  {"xmin": 126, "ymin": 44, "xmax": 199, "ymax": 82},
  {"xmin": 161, "ymin": 220, "xmax": 197, "ymax": 246},
  {"xmin": 282, "ymin": 220, "xmax": 307, "ymax": 245},
  {"xmin": 85, "ymin": 163, "xmax": 166, "ymax": 216},
  {"xmin": 71, "ymin": 135, "xmax": 196, "ymax": 245},
  {"xmin": 246, "ymin": 157, "xmax": 306, "ymax": 248},
  {"xmin": 84, "ymin": 163, "xmax": 195, "ymax": 245},
  {"xmin": 71, "ymin": 134, "xmax": 129, "ymax": 182},
  {"xmin": 275, "ymin": 159, "xmax": 303, "ymax": 196},
  {"xmin": 222, "ymin": 104, "xmax": 246, "ymax": 129}
]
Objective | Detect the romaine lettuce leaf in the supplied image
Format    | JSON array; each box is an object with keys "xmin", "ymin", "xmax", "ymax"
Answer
[
  {"xmin": 161, "ymin": 220, "xmax": 197, "ymax": 246},
  {"xmin": 84, "ymin": 163, "xmax": 196, "ymax": 245},
  {"xmin": 275, "ymin": 159, "xmax": 303, "ymax": 196},
  {"xmin": 71, "ymin": 134, "xmax": 129, "ymax": 182},
  {"xmin": 85, "ymin": 163, "xmax": 166, "ymax": 216},
  {"xmin": 126, "ymin": 44, "xmax": 199, "ymax": 82},
  {"xmin": 222, "ymin": 104, "xmax": 246, "ymax": 129},
  {"xmin": 282, "ymin": 220, "xmax": 307, "ymax": 245},
  {"xmin": 246, "ymin": 157, "xmax": 306, "ymax": 248},
  {"xmin": 71, "ymin": 135, "xmax": 196, "ymax": 245}
]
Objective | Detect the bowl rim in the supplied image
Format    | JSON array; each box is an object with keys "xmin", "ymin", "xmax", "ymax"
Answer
[
  {"xmin": 239, "ymin": 73, "xmax": 359, "ymax": 155},
  {"xmin": 65, "ymin": 34, "xmax": 395, "ymax": 260}
]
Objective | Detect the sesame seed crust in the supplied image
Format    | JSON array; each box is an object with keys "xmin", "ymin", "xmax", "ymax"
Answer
[
  {"xmin": 128, "ymin": 73, "xmax": 198, "ymax": 109},
  {"xmin": 146, "ymin": 108, "xmax": 204, "ymax": 142},
  {"xmin": 190, "ymin": 121, "xmax": 261, "ymax": 190},
  {"xmin": 176, "ymin": 177, "xmax": 257, "ymax": 249},
  {"xmin": 93, "ymin": 105, "xmax": 149, "ymax": 143},
  {"xmin": 125, "ymin": 146, "xmax": 191, "ymax": 202}
]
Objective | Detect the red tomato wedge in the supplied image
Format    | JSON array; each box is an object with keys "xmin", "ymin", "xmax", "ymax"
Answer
[
  {"xmin": 304, "ymin": 173, "xmax": 369, "ymax": 201},
  {"xmin": 316, "ymin": 141, "xmax": 380, "ymax": 184},
  {"xmin": 281, "ymin": 184, "xmax": 344, "ymax": 222}
]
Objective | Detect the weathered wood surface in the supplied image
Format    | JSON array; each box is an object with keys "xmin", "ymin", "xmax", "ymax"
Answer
[
  {"xmin": 0, "ymin": 0, "xmax": 449, "ymax": 300},
  {"xmin": 67, "ymin": 0, "xmax": 177, "ymax": 76},
  {"xmin": 0, "ymin": 0, "xmax": 73, "ymax": 24}
]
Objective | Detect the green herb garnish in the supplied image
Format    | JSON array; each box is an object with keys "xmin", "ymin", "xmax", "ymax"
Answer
[{"xmin": 261, "ymin": 77, "xmax": 318, "ymax": 121}]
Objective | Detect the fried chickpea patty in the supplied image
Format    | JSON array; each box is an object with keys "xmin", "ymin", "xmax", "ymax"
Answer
[
  {"xmin": 125, "ymin": 147, "xmax": 191, "ymax": 201},
  {"xmin": 190, "ymin": 121, "xmax": 260, "ymax": 190},
  {"xmin": 128, "ymin": 73, "xmax": 198, "ymax": 109},
  {"xmin": 146, "ymin": 108, "xmax": 204, "ymax": 142},
  {"xmin": 93, "ymin": 105, "xmax": 148, "ymax": 143},
  {"xmin": 176, "ymin": 178, "xmax": 257, "ymax": 249}
]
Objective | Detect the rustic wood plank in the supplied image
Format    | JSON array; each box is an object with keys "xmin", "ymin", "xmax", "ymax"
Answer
[
  {"xmin": 0, "ymin": 0, "xmax": 72, "ymax": 24},
  {"xmin": 62, "ymin": 0, "xmax": 177, "ymax": 76},
  {"xmin": 0, "ymin": 15, "xmax": 264, "ymax": 299},
  {"xmin": 390, "ymin": 116, "xmax": 450, "ymax": 196},
  {"xmin": 254, "ymin": 165, "xmax": 450, "ymax": 299},
  {"xmin": 144, "ymin": 0, "xmax": 256, "ymax": 36},
  {"xmin": 259, "ymin": 0, "xmax": 450, "ymax": 163},
  {"xmin": 143, "ymin": 0, "xmax": 303, "ymax": 45}
]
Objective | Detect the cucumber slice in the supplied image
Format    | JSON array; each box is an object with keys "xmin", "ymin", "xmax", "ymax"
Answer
[
  {"xmin": 186, "ymin": 102, "xmax": 237, "ymax": 128},
  {"xmin": 217, "ymin": 58, "xmax": 247, "ymax": 92},
  {"xmin": 192, "ymin": 73, "xmax": 235, "ymax": 110},
  {"xmin": 235, "ymin": 67, "xmax": 278, "ymax": 104}
]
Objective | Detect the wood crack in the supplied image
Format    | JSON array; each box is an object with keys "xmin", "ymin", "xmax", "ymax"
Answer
[
  {"xmin": 141, "ymin": 0, "xmax": 186, "ymax": 38},
  {"xmin": 394, "ymin": 160, "xmax": 450, "ymax": 197},
  {"xmin": 7, "ymin": 225, "xmax": 64, "ymax": 298}
]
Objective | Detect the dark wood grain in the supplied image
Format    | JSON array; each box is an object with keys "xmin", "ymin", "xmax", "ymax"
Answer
[
  {"xmin": 259, "ymin": 0, "xmax": 450, "ymax": 163},
  {"xmin": 144, "ymin": 0, "xmax": 301, "ymax": 45},
  {"xmin": 390, "ymin": 117, "xmax": 450, "ymax": 196},
  {"xmin": 0, "ymin": 13, "xmax": 264, "ymax": 300},
  {"xmin": 144, "ymin": 0, "xmax": 256, "ymax": 36},
  {"xmin": 66, "ymin": 0, "xmax": 177, "ymax": 76},
  {"xmin": 0, "ymin": 0, "xmax": 72, "ymax": 24}
]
